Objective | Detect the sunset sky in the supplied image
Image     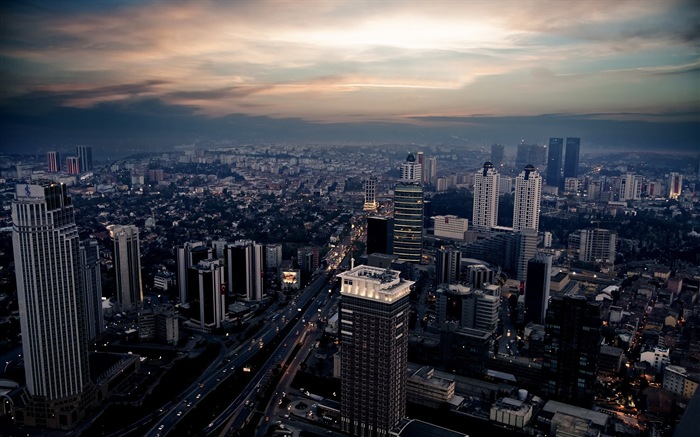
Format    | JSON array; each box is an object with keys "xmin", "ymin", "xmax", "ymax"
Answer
[{"xmin": 1, "ymin": 0, "xmax": 698, "ymax": 154}]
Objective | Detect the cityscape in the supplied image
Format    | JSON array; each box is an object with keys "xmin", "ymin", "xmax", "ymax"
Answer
[
  {"xmin": 1, "ymin": 1, "xmax": 700, "ymax": 437},
  {"xmin": 0, "ymin": 143, "xmax": 698, "ymax": 437}
]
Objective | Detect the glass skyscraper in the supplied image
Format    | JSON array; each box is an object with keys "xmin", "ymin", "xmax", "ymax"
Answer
[
  {"xmin": 546, "ymin": 137, "xmax": 563, "ymax": 187},
  {"xmin": 563, "ymin": 137, "xmax": 581, "ymax": 179},
  {"xmin": 393, "ymin": 153, "xmax": 423, "ymax": 263},
  {"xmin": 12, "ymin": 182, "xmax": 93, "ymax": 429}
]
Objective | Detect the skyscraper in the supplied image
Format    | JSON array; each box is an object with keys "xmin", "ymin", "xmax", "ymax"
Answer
[
  {"xmin": 513, "ymin": 164, "xmax": 542, "ymax": 232},
  {"xmin": 542, "ymin": 295, "xmax": 601, "ymax": 408},
  {"xmin": 176, "ymin": 241, "xmax": 211, "ymax": 304},
  {"xmin": 668, "ymin": 172, "xmax": 682, "ymax": 199},
  {"xmin": 423, "ymin": 156, "xmax": 437, "ymax": 185},
  {"xmin": 225, "ymin": 240, "xmax": 264, "ymax": 300},
  {"xmin": 490, "ymin": 143, "xmax": 504, "ymax": 167},
  {"xmin": 472, "ymin": 162, "xmax": 500, "ymax": 231},
  {"xmin": 109, "ymin": 224, "xmax": 143, "ymax": 311},
  {"xmin": 76, "ymin": 145, "xmax": 93, "ymax": 172},
  {"xmin": 367, "ymin": 216, "xmax": 394, "ymax": 255},
  {"xmin": 188, "ymin": 259, "xmax": 227, "ymax": 329},
  {"xmin": 338, "ymin": 265, "xmax": 413, "ymax": 436},
  {"xmin": 12, "ymin": 182, "xmax": 93, "ymax": 429},
  {"xmin": 563, "ymin": 137, "xmax": 580, "ymax": 179},
  {"xmin": 435, "ymin": 246, "xmax": 462, "ymax": 285},
  {"xmin": 47, "ymin": 150, "xmax": 61, "ymax": 173},
  {"xmin": 523, "ymin": 254, "xmax": 551, "ymax": 325},
  {"xmin": 363, "ymin": 177, "xmax": 378, "ymax": 211},
  {"xmin": 393, "ymin": 153, "xmax": 424, "ymax": 263},
  {"xmin": 66, "ymin": 156, "xmax": 80, "ymax": 175},
  {"xmin": 80, "ymin": 238, "xmax": 104, "ymax": 342},
  {"xmin": 546, "ymin": 138, "xmax": 563, "ymax": 187},
  {"xmin": 619, "ymin": 173, "xmax": 642, "ymax": 200}
]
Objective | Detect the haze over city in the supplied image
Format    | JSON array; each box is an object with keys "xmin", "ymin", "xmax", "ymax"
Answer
[{"xmin": 1, "ymin": 0, "xmax": 698, "ymax": 155}]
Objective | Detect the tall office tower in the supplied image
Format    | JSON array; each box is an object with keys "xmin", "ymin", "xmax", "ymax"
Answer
[
  {"xmin": 472, "ymin": 162, "xmax": 500, "ymax": 231},
  {"xmin": 523, "ymin": 254, "xmax": 551, "ymax": 325},
  {"xmin": 225, "ymin": 240, "xmax": 264, "ymax": 300},
  {"xmin": 176, "ymin": 241, "xmax": 211, "ymax": 304},
  {"xmin": 529, "ymin": 144, "xmax": 547, "ymax": 169},
  {"xmin": 187, "ymin": 259, "xmax": 226, "ymax": 329},
  {"xmin": 47, "ymin": 151, "xmax": 61, "ymax": 173},
  {"xmin": 363, "ymin": 177, "xmax": 379, "ymax": 211},
  {"xmin": 393, "ymin": 153, "xmax": 424, "ymax": 263},
  {"xmin": 619, "ymin": 173, "xmax": 642, "ymax": 200},
  {"xmin": 460, "ymin": 228, "xmax": 536, "ymax": 281},
  {"xmin": 515, "ymin": 141, "xmax": 531, "ymax": 169},
  {"xmin": 76, "ymin": 145, "xmax": 93, "ymax": 172},
  {"xmin": 569, "ymin": 228, "xmax": 617, "ymax": 264},
  {"xmin": 423, "ymin": 156, "xmax": 437, "ymax": 185},
  {"xmin": 367, "ymin": 216, "xmax": 394, "ymax": 255},
  {"xmin": 109, "ymin": 225, "xmax": 143, "ymax": 311},
  {"xmin": 491, "ymin": 143, "xmax": 505, "ymax": 167},
  {"xmin": 265, "ymin": 243, "xmax": 283, "ymax": 270},
  {"xmin": 563, "ymin": 137, "xmax": 580, "ymax": 179},
  {"xmin": 513, "ymin": 165, "xmax": 542, "ymax": 232},
  {"xmin": 297, "ymin": 246, "xmax": 319, "ymax": 273},
  {"xmin": 66, "ymin": 156, "xmax": 80, "ymax": 175},
  {"xmin": 80, "ymin": 238, "xmax": 104, "ymax": 342},
  {"xmin": 338, "ymin": 265, "xmax": 413, "ymax": 436},
  {"xmin": 542, "ymin": 295, "xmax": 601, "ymax": 408},
  {"xmin": 546, "ymin": 138, "xmax": 563, "ymax": 187},
  {"xmin": 12, "ymin": 182, "xmax": 94, "ymax": 429},
  {"xmin": 668, "ymin": 172, "xmax": 682, "ymax": 199},
  {"xmin": 435, "ymin": 246, "xmax": 462, "ymax": 285}
]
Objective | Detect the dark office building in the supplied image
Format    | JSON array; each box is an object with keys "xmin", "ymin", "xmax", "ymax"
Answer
[
  {"xmin": 491, "ymin": 143, "xmax": 505, "ymax": 167},
  {"xmin": 524, "ymin": 254, "xmax": 551, "ymax": 325},
  {"xmin": 367, "ymin": 216, "xmax": 394, "ymax": 255},
  {"xmin": 563, "ymin": 137, "xmax": 581, "ymax": 179},
  {"xmin": 435, "ymin": 246, "xmax": 461, "ymax": 286},
  {"xmin": 542, "ymin": 295, "xmax": 601, "ymax": 408},
  {"xmin": 546, "ymin": 138, "xmax": 563, "ymax": 187},
  {"xmin": 338, "ymin": 266, "xmax": 413, "ymax": 437},
  {"xmin": 76, "ymin": 145, "xmax": 93, "ymax": 172}
]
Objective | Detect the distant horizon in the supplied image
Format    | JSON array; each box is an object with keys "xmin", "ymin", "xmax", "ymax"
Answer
[{"xmin": 1, "ymin": 1, "xmax": 698, "ymax": 155}]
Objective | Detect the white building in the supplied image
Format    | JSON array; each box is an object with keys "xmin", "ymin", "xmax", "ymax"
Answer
[
  {"xmin": 490, "ymin": 397, "xmax": 533, "ymax": 429},
  {"xmin": 472, "ymin": 162, "xmax": 500, "ymax": 231},
  {"xmin": 513, "ymin": 165, "xmax": 542, "ymax": 232},
  {"xmin": 640, "ymin": 346, "xmax": 670, "ymax": 374},
  {"xmin": 668, "ymin": 172, "xmax": 683, "ymax": 199},
  {"xmin": 363, "ymin": 177, "xmax": 378, "ymax": 211},
  {"xmin": 434, "ymin": 215, "xmax": 468, "ymax": 240},
  {"xmin": 12, "ymin": 182, "xmax": 93, "ymax": 428},
  {"xmin": 620, "ymin": 173, "xmax": 642, "ymax": 201},
  {"xmin": 663, "ymin": 365, "xmax": 699, "ymax": 400}
]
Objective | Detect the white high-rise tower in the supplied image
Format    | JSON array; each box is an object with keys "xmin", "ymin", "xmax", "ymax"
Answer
[
  {"xmin": 472, "ymin": 162, "xmax": 500, "ymax": 231},
  {"xmin": 513, "ymin": 164, "xmax": 542, "ymax": 232},
  {"xmin": 363, "ymin": 177, "xmax": 378, "ymax": 211},
  {"xmin": 12, "ymin": 182, "xmax": 93, "ymax": 429}
]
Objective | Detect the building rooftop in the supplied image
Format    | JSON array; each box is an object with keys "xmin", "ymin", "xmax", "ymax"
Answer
[{"xmin": 392, "ymin": 419, "xmax": 467, "ymax": 437}]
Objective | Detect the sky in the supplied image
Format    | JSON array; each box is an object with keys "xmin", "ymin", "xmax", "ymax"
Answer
[{"xmin": 1, "ymin": 0, "xmax": 698, "ymax": 155}]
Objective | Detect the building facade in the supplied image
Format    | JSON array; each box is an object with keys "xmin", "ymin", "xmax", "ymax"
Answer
[
  {"xmin": 433, "ymin": 215, "xmax": 468, "ymax": 241},
  {"xmin": 176, "ymin": 241, "xmax": 211, "ymax": 304},
  {"xmin": 367, "ymin": 216, "xmax": 394, "ymax": 255},
  {"xmin": 472, "ymin": 162, "xmax": 500, "ymax": 231},
  {"xmin": 338, "ymin": 266, "xmax": 413, "ymax": 437},
  {"xmin": 542, "ymin": 295, "xmax": 601, "ymax": 408},
  {"xmin": 393, "ymin": 153, "xmax": 424, "ymax": 263},
  {"xmin": 80, "ymin": 238, "xmax": 104, "ymax": 342},
  {"xmin": 364, "ymin": 177, "xmax": 379, "ymax": 212},
  {"xmin": 47, "ymin": 151, "xmax": 61, "ymax": 173},
  {"xmin": 12, "ymin": 182, "xmax": 94, "ymax": 429},
  {"xmin": 76, "ymin": 145, "xmax": 93, "ymax": 172},
  {"xmin": 523, "ymin": 254, "xmax": 551, "ymax": 325},
  {"xmin": 66, "ymin": 156, "xmax": 80, "ymax": 175},
  {"xmin": 563, "ymin": 138, "xmax": 581, "ymax": 179},
  {"xmin": 188, "ymin": 259, "xmax": 227, "ymax": 329},
  {"xmin": 109, "ymin": 225, "xmax": 143, "ymax": 311},
  {"xmin": 546, "ymin": 138, "xmax": 563, "ymax": 188},
  {"xmin": 226, "ymin": 240, "xmax": 264, "ymax": 300},
  {"xmin": 513, "ymin": 165, "xmax": 542, "ymax": 232}
]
